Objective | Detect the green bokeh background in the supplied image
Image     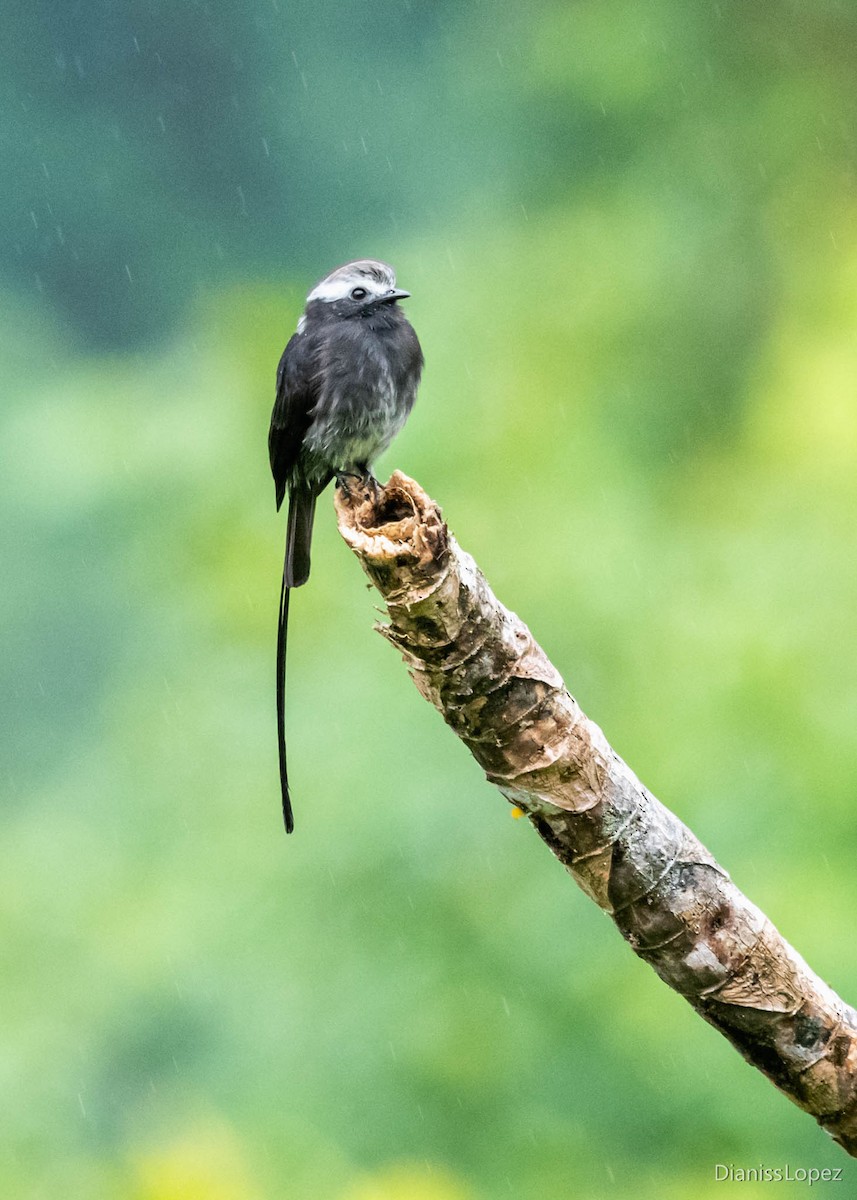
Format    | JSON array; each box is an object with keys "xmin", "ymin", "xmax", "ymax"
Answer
[{"xmin": 3, "ymin": 2, "xmax": 857, "ymax": 1197}]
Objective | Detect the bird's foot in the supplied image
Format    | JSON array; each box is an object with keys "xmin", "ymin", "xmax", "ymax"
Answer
[
  {"xmin": 335, "ymin": 469, "xmax": 382, "ymax": 503},
  {"xmin": 355, "ymin": 464, "xmax": 382, "ymax": 501},
  {"xmin": 364, "ymin": 474, "xmax": 382, "ymax": 503},
  {"xmin": 334, "ymin": 470, "xmax": 362, "ymax": 496}
]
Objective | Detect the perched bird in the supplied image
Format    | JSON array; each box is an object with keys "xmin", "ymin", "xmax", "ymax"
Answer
[{"xmin": 269, "ymin": 259, "xmax": 424, "ymax": 832}]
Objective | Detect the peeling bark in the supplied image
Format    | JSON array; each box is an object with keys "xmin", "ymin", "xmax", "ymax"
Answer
[{"xmin": 334, "ymin": 471, "xmax": 857, "ymax": 1157}]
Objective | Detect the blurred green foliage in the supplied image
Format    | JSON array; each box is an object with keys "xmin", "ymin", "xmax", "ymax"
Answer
[{"xmin": 3, "ymin": 1, "xmax": 857, "ymax": 1197}]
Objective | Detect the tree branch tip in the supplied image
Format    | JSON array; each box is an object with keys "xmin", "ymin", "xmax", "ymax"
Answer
[{"xmin": 335, "ymin": 470, "xmax": 449, "ymax": 590}]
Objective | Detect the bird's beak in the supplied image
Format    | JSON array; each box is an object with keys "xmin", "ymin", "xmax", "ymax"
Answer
[{"xmin": 382, "ymin": 288, "xmax": 410, "ymax": 303}]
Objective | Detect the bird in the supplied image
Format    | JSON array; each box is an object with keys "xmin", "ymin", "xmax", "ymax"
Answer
[{"xmin": 269, "ymin": 259, "xmax": 424, "ymax": 833}]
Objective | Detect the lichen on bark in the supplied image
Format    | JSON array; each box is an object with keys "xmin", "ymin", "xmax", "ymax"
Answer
[{"xmin": 335, "ymin": 471, "xmax": 857, "ymax": 1157}]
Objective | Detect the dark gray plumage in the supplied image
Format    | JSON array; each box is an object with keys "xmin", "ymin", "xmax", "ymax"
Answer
[{"xmin": 269, "ymin": 259, "xmax": 424, "ymax": 832}]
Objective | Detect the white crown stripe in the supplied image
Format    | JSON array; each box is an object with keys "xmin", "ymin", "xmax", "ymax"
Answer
[{"xmin": 306, "ymin": 259, "xmax": 396, "ymax": 304}]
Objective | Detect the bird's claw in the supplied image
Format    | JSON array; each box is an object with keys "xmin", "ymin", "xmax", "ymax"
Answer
[
  {"xmin": 335, "ymin": 470, "xmax": 382, "ymax": 503},
  {"xmin": 334, "ymin": 471, "xmax": 360, "ymax": 495}
]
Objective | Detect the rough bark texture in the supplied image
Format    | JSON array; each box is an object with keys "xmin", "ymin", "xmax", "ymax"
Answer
[{"xmin": 334, "ymin": 470, "xmax": 857, "ymax": 1157}]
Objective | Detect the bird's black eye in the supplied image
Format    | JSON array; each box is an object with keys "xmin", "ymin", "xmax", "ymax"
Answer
[{"xmin": 350, "ymin": 287, "xmax": 368, "ymax": 300}]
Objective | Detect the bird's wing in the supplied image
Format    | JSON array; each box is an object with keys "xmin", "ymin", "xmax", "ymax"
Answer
[{"xmin": 269, "ymin": 330, "xmax": 318, "ymax": 511}]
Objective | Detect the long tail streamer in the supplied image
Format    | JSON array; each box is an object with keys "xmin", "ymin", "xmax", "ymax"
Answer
[{"xmin": 276, "ymin": 572, "xmax": 294, "ymax": 833}]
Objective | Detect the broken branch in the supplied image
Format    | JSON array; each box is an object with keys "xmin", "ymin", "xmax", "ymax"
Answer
[{"xmin": 334, "ymin": 471, "xmax": 857, "ymax": 1156}]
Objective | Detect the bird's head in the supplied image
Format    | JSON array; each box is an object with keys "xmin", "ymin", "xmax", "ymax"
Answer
[{"xmin": 302, "ymin": 260, "xmax": 410, "ymax": 323}]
